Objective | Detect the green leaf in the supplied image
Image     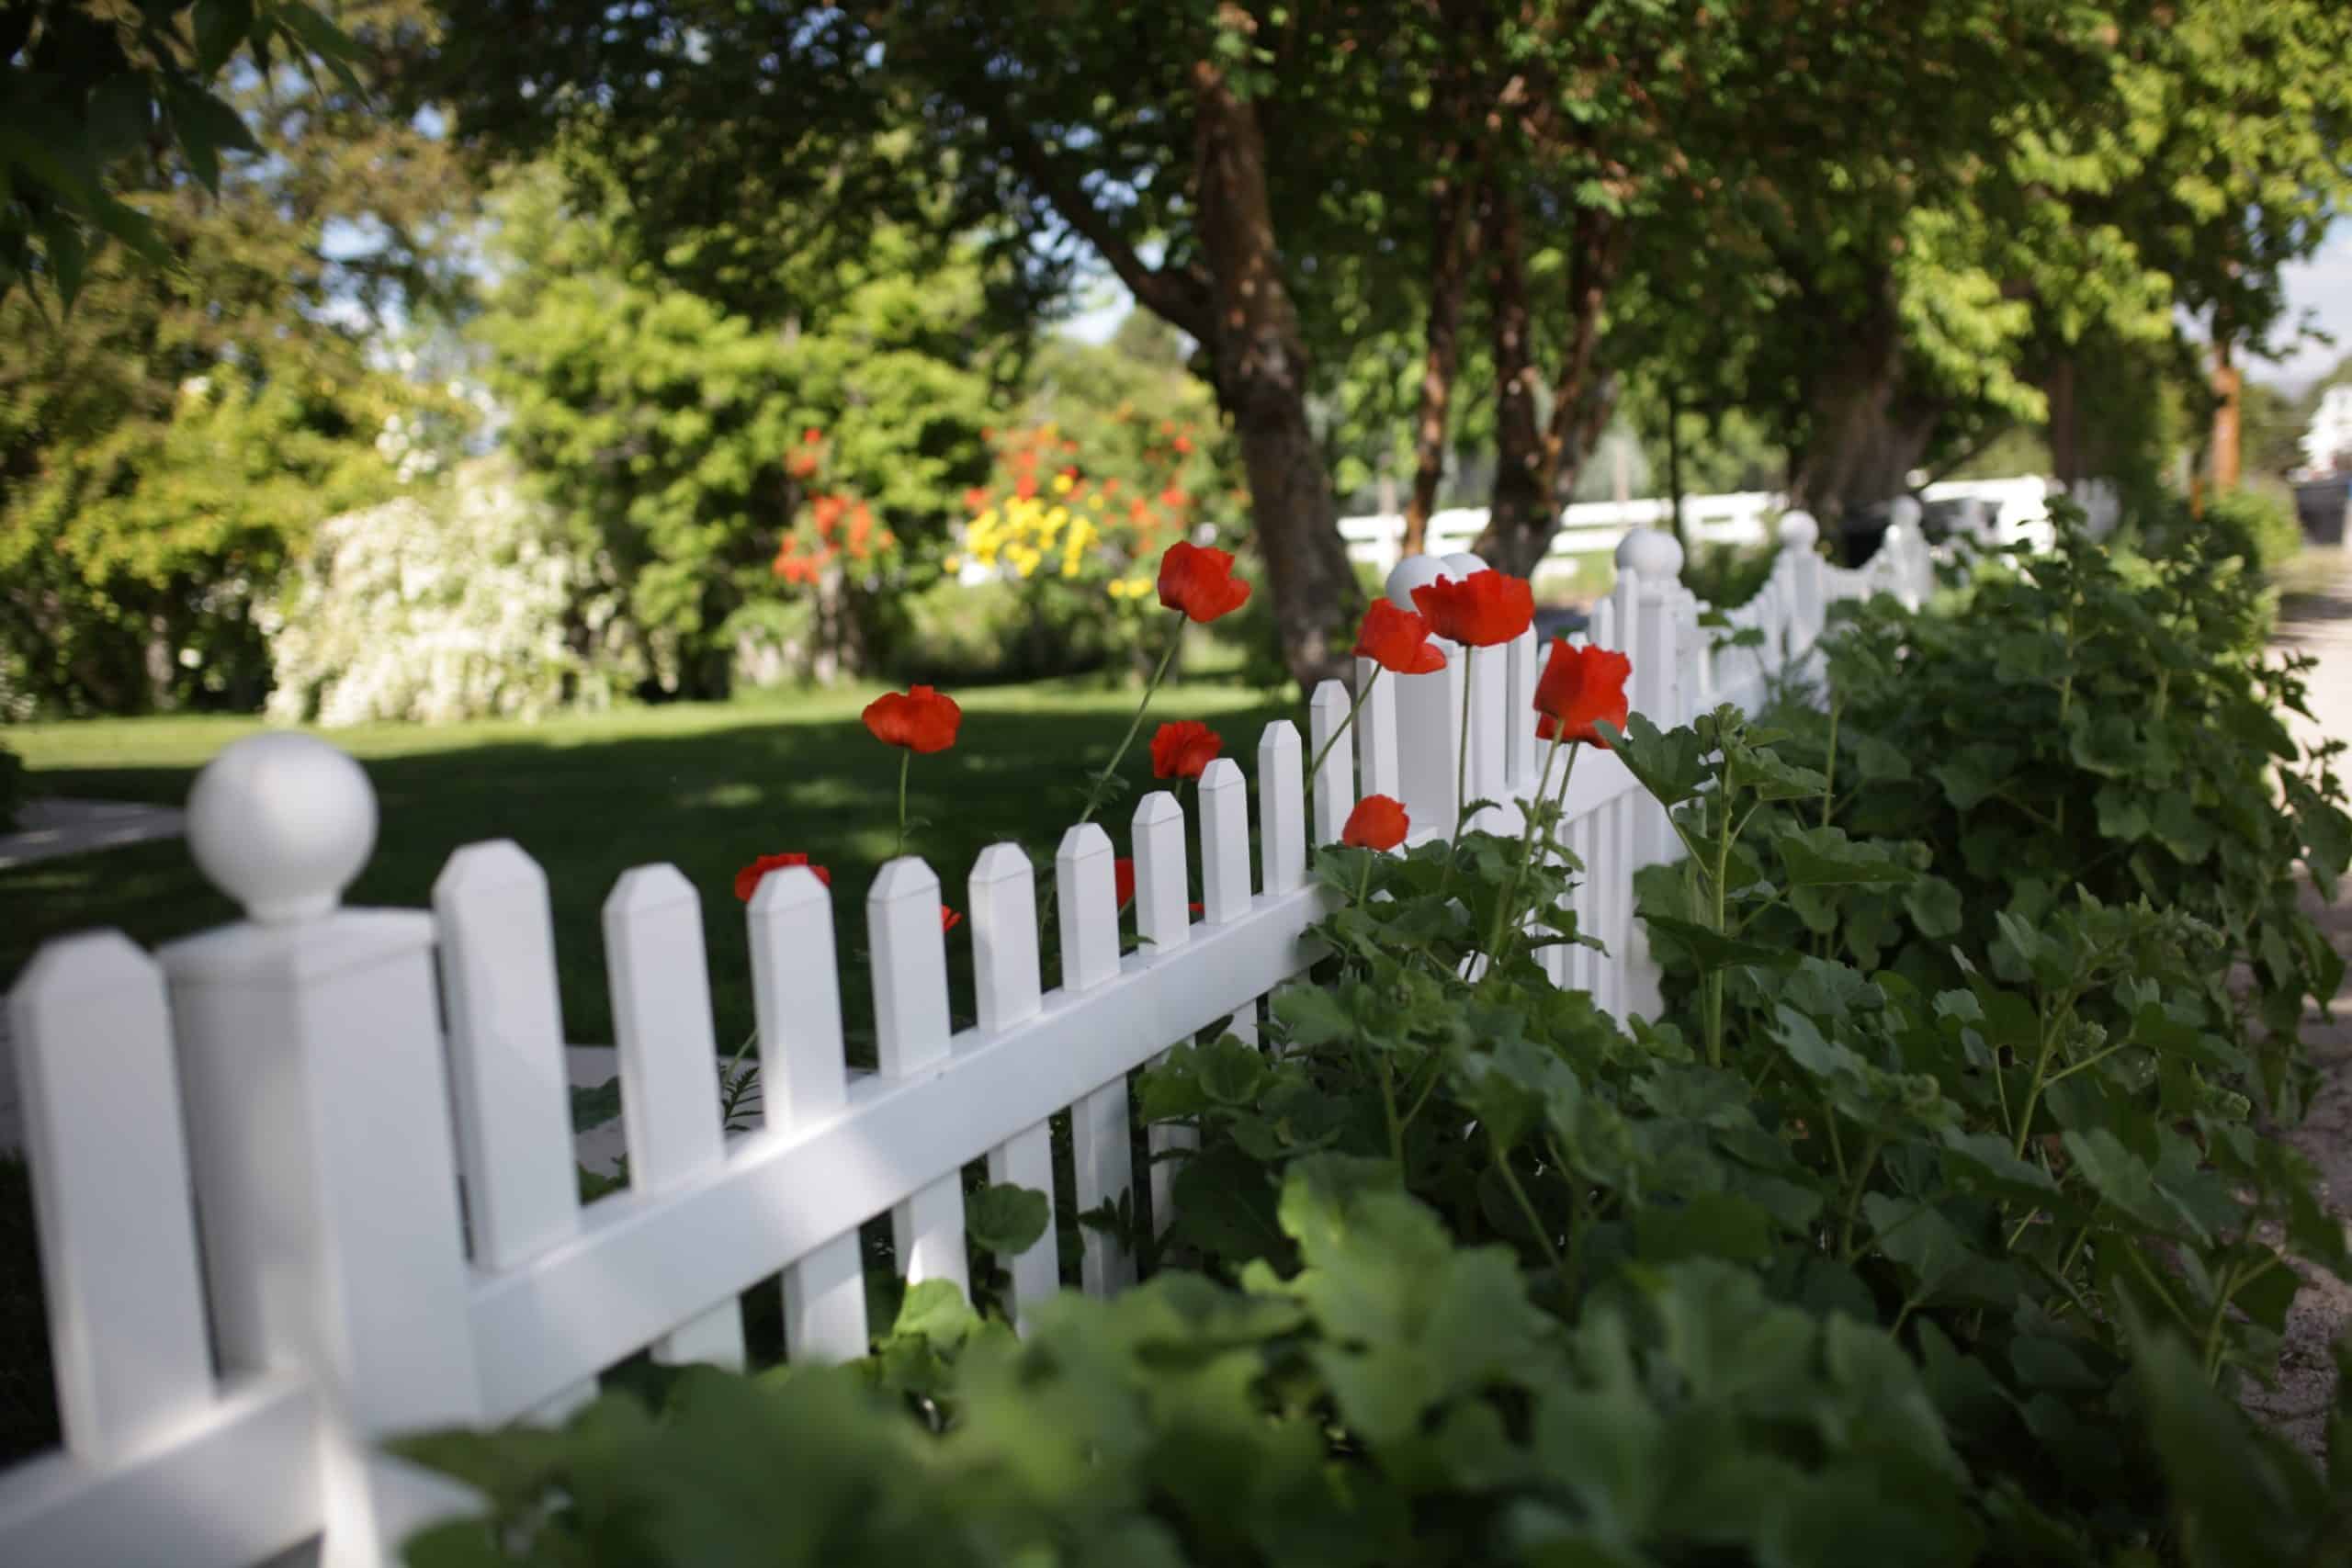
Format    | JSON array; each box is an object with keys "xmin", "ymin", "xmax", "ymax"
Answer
[
  {"xmin": 966, "ymin": 1182, "xmax": 1049, "ymax": 1256},
  {"xmin": 1775, "ymin": 825, "xmax": 1917, "ymax": 888},
  {"xmin": 1931, "ymin": 746, "xmax": 2012, "ymax": 812},
  {"xmin": 889, "ymin": 1277, "xmax": 978, "ymax": 1348},
  {"xmin": 1641, "ymin": 913, "xmax": 1802, "ymax": 974},
  {"xmin": 1600, "ymin": 712, "xmax": 1707, "ymax": 807},
  {"xmin": 196, "ymin": 0, "xmax": 258, "ymax": 73},
  {"xmin": 1632, "ymin": 1190, "xmax": 1774, "ymax": 1263},
  {"xmin": 1903, "ymin": 875, "xmax": 1962, "ymax": 939},
  {"xmin": 570, "ymin": 1076, "xmax": 622, "ymax": 1130},
  {"xmin": 1850, "ymin": 734, "xmax": 1913, "ymax": 784}
]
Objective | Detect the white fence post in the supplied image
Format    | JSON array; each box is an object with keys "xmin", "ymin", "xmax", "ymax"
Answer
[
  {"xmin": 160, "ymin": 734, "xmax": 481, "ymax": 1567},
  {"xmin": 1307, "ymin": 680, "xmax": 1356, "ymax": 844},
  {"xmin": 968, "ymin": 843, "xmax": 1060, "ymax": 1326},
  {"xmin": 1057, "ymin": 823, "xmax": 1134, "ymax": 1292},
  {"xmin": 604, "ymin": 863, "xmax": 747, "ymax": 1371},
  {"xmin": 749, "ymin": 865, "xmax": 869, "ymax": 1361},
  {"xmin": 431, "ymin": 842, "xmax": 595, "ymax": 1419},
  {"xmin": 9, "ymin": 935, "xmax": 214, "ymax": 1463},
  {"xmin": 1132, "ymin": 793, "xmax": 1197, "ymax": 1235},
  {"xmin": 1354, "ymin": 656, "xmax": 1402, "ymax": 803},
  {"xmin": 872, "ymin": 857, "xmax": 968, "ymax": 1298}
]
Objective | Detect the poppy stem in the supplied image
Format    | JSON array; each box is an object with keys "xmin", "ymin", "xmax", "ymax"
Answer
[
  {"xmin": 1452, "ymin": 644, "xmax": 1476, "ymax": 840},
  {"xmin": 1486, "ymin": 737, "xmax": 1571, "ymax": 971},
  {"xmin": 1305, "ymin": 666, "xmax": 1380, "ymax": 795},
  {"xmin": 1077, "ymin": 613, "xmax": 1184, "ymax": 829},
  {"xmin": 893, "ymin": 750, "xmax": 910, "ymax": 861}
]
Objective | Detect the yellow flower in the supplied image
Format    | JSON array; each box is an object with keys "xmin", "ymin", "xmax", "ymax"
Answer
[
  {"xmin": 1052, "ymin": 472, "xmax": 1075, "ymax": 496},
  {"xmin": 944, "ymin": 555, "xmax": 963, "ymax": 571}
]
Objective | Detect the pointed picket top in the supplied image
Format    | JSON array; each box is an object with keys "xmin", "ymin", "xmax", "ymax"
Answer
[
  {"xmin": 1131, "ymin": 792, "xmax": 1191, "ymax": 954},
  {"xmin": 1256, "ymin": 720, "xmax": 1306, "ymax": 896},
  {"xmin": 10, "ymin": 931, "xmax": 214, "ymax": 1462},
  {"xmin": 749, "ymin": 864, "xmax": 848, "ymax": 1126},
  {"xmin": 1198, "ymin": 756, "xmax": 1252, "ymax": 924},
  {"xmin": 1307, "ymin": 680, "xmax": 1355, "ymax": 844},
  {"xmin": 868, "ymin": 855, "xmax": 951, "ymax": 1078},
  {"xmin": 969, "ymin": 842, "xmax": 1042, "ymax": 1032},
  {"xmin": 1056, "ymin": 821, "xmax": 1121, "ymax": 992},
  {"xmin": 432, "ymin": 839, "xmax": 580, "ymax": 1270}
]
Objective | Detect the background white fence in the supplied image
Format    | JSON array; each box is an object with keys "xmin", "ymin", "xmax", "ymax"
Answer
[
  {"xmin": 1339, "ymin": 475, "xmax": 2117, "ymax": 581},
  {"xmin": 0, "ymin": 517, "xmax": 1932, "ymax": 1568}
]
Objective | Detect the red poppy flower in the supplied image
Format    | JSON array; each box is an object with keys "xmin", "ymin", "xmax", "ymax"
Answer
[
  {"xmin": 962, "ymin": 486, "xmax": 989, "ymax": 511},
  {"xmin": 735, "ymin": 852, "xmax": 831, "ymax": 902},
  {"xmin": 812, "ymin": 494, "xmax": 846, "ymax": 534},
  {"xmin": 1341, "ymin": 795, "xmax": 1409, "ymax": 851},
  {"xmin": 786, "ymin": 450, "xmax": 820, "ymax": 479},
  {"xmin": 1533, "ymin": 639, "xmax": 1633, "ymax": 746},
  {"xmin": 941, "ymin": 905, "xmax": 963, "ymax": 933},
  {"xmin": 802, "ymin": 428, "xmax": 821, "ymax": 445},
  {"xmin": 1157, "ymin": 541, "xmax": 1250, "ymax": 623},
  {"xmin": 1351, "ymin": 601, "xmax": 1447, "ymax": 675},
  {"xmin": 1411, "ymin": 570, "xmax": 1535, "ymax": 648},
  {"xmin": 1114, "ymin": 857, "xmax": 1136, "ymax": 910},
  {"xmin": 863, "ymin": 685, "xmax": 963, "ymax": 753},
  {"xmin": 1150, "ymin": 720, "xmax": 1223, "ymax": 780}
]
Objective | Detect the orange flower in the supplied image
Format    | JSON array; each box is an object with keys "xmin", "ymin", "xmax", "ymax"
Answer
[
  {"xmin": 1533, "ymin": 639, "xmax": 1633, "ymax": 746},
  {"xmin": 735, "ymin": 852, "xmax": 831, "ymax": 902},
  {"xmin": 963, "ymin": 486, "xmax": 989, "ymax": 511},
  {"xmin": 812, "ymin": 494, "xmax": 846, "ymax": 535},
  {"xmin": 1156, "ymin": 541, "xmax": 1251, "ymax": 623},
  {"xmin": 941, "ymin": 905, "xmax": 964, "ymax": 933},
  {"xmin": 1351, "ymin": 600, "xmax": 1446, "ymax": 674},
  {"xmin": 1411, "ymin": 570, "xmax": 1535, "ymax": 648},
  {"xmin": 1114, "ymin": 857, "xmax": 1136, "ymax": 909},
  {"xmin": 1341, "ymin": 795, "xmax": 1409, "ymax": 851},
  {"xmin": 802, "ymin": 428, "xmax": 822, "ymax": 445},
  {"xmin": 863, "ymin": 685, "xmax": 963, "ymax": 753},
  {"xmin": 1150, "ymin": 720, "xmax": 1223, "ymax": 780},
  {"xmin": 786, "ymin": 450, "xmax": 820, "ymax": 479},
  {"xmin": 1174, "ymin": 434, "xmax": 1193, "ymax": 455}
]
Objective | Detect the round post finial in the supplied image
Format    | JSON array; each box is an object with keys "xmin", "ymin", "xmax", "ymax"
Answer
[
  {"xmin": 1439, "ymin": 550, "xmax": 1488, "ymax": 581},
  {"xmin": 187, "ymin": 732, "xmax": 379, "ymax": 925},
  {"xmin": 1385, "ymin": 553, "xmax": 1449, "ymax": 612},
  {"xmin": 1613, "ymin": 527, "xmax": 1683, "ymax": 586},
  {"xmin": 1776, "ymin": 510, "xmax": 1821, "ymax": 551}
]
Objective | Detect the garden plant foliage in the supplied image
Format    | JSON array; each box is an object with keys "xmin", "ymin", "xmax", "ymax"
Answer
[{"xmin": 403, "ymin": 516, "xmax": 2352, "ymax": 1566}]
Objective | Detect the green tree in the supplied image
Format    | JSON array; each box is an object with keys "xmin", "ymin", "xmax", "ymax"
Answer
[
  {"xmin": 423, "ymin": 0, "xmax": 1406, "ymax": 689},
  {"xmin": 475, "ymin": 169, "xmax": 1003, "ymax": 694},
  {"xmin": 0, "ymin": 0, "xmax": 477, "ymax": 712},
  {"xmin": 2, "ymin": 0, "xmax": 370, "ymax": 304}
]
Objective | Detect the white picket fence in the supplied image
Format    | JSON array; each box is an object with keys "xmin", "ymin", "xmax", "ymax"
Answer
[
  {"xmin": 0, "ymin": 517, "xmax": 1930, "ymax": 1568},
  {"xmin": 1338, "ymin": 474, "xmax": 2118, "ymax": 579}
]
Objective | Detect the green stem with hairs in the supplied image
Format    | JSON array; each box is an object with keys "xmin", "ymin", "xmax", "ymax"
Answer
[
  {"xmin": 893, "ymin": 750, "xmax": 910, "ymax": 860},
  {"xmin": 1306, "ymin": 667, "xmax": 1382, "ymax": 794}
]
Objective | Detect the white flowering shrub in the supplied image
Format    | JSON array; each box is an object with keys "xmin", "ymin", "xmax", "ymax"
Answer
[{"xmin": 264, "ymin": 458, "xmax": 639, "ymax": 727}]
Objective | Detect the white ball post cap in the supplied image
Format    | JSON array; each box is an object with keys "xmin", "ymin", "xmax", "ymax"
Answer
[
  {"xmin": 1613, "ymin": 527, "xmax": 1683, "ymax": 582},
  {"xmin": 187, "ymin": 732, "xmax": 379, "ymax": 925},
  {"xmin": 1386, "ymin": 553, "xmax": 1450, "ymax": 612},
  {"xmin": 1776, "ymin": 510, "xmax": 1821, "ymax": 551},
  {"xmin": 1386, "ymin": 550, "xmax": 1492, "ymax": 613}
]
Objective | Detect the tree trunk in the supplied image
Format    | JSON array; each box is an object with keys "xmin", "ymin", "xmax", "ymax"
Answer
[
  {"xmin": 1476, "ymin": 197, "xmax": 1615, "ymax": 577},
  {"xmin": 1788, "ymin": 283, "xmax": 1941, "ymax": 562},
  {"xmin": 1190, "ymin": 51, "xmax": 1360, "ymax": 690},
  {"xmin": 1404, "ymin": 175, "xmax": 1478, "ymax": 558},
  {"xmin": 2046, "ymin": 356, "xmax": 2081, "ymax": 486}
]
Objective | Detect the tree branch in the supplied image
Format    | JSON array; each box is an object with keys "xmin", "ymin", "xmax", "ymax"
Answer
[{"xmin": 973, "ymin": 79, "xmax": 1215, "ymax": 343}]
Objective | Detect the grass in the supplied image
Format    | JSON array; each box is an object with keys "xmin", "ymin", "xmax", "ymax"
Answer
[{"xmin": 4, "ymin": 673, "xmax": 1296, "ymax": 1050}]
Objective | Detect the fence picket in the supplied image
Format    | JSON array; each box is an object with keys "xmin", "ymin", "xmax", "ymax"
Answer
[
  {"xmin": 1466, "ymin": 638, "xmax": 1509, "ymax": 827},
  {"xmin": 432, "ymin": 842, "xmax": 594, "ymax": 1416},
  {"xmin": 604, "ymin": 864, "xmax": 745, "ymax": 1369},
  {"xmin": 1507, "ymin": 629, "xmax": 1540, "ymax": 795},
  {"xmin": 748, "ymin": 865, "xmax": 866, "ymax": 1362},
  {"xmin": 1258, "ymin": 721, "xmax": 1306, "ymax": 895},
  {"xmin": 1199, "ymin": 757, "xmax": 1252, "ymax": 925},
  {"xmin": 1355, "ymin": 656, "xmax": 1402, "ymax": 801},
  {"xmin": 1396, "ymin": 650, "xmax": 1464, "ymax": 836},
  {"xmin": 9, "ymin": 934, "xmax": 213, "ymax": 1462},
  {"xmin": 1307, "ymin": 681, "xmax": 1355, "ymax": 844},
  {"xmin": 1130, "ymin": 791, "xmax": 1199, "ymax": 1235},
  {"xmin": 1057, "ymin": 823, "xmax": 1133, "ymax": 1292},
  {"xmin": 871, "ymin": 858, "xmax": 967, "ymax": 1296},
  {"xmin": 970, "ymin": 843, "xmax": 1058, "ymax": 1320}
]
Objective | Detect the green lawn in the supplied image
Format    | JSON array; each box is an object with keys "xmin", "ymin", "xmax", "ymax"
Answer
[{"xmin": 4, "ymin": 674, "xmax": 1295, "ymax": 1051}]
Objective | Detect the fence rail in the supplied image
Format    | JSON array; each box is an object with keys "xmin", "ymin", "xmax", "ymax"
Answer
[{"xmin": 1, "ymin": 517, "xmax": 1932, "ymax": 1567}]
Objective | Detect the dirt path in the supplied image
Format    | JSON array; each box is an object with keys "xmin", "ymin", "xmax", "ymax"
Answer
[{"xmin": 2240, "ymin": 548, "xmax": 2352, "ymax": 1455}]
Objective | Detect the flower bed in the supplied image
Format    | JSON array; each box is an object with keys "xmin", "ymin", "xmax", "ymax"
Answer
[{"xmin": 399, "ymin": 512, "xmax": 2352, "ymax": 1565}]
